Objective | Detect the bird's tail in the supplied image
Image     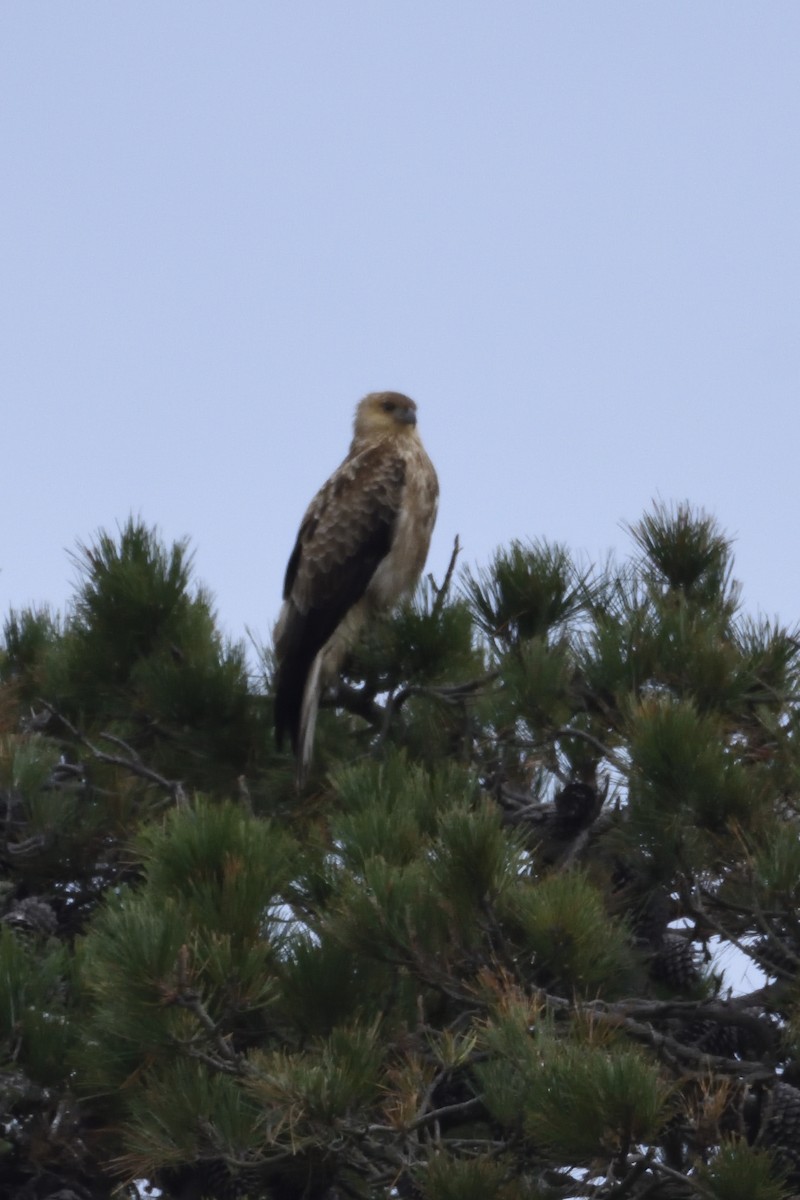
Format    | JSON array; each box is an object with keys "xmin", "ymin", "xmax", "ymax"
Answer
[
  {"xmin": 274, "ymin": 645, "xmax": 323, "ymax": 789},
  {"xmin": 296, "ymin": 652, "xmax": 323, "ymax": 788}
]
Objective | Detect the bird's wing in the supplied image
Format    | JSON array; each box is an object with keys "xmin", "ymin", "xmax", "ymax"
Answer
[
  {"xmin": 285, "ymin": 444, "xmax": 405, "ymax": 611},
  {"xmin": 274, "ymin": 440, "xmax": 406, "ymax": 750}
]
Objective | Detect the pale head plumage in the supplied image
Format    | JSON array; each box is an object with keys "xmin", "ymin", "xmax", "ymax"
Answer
[{"xmin": 352, "ymin": 391, "xmax": 419, "ymax": 446}]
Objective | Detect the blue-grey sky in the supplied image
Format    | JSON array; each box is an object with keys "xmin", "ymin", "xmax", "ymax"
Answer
[{"xmin": 3, "ymin": 4, "xmax": 799, "ymax": 650}]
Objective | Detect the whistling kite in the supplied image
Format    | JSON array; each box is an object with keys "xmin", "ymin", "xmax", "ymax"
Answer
[{"xmin": 274, "ymin": 392, "xmax": 439, "ymax": 784}]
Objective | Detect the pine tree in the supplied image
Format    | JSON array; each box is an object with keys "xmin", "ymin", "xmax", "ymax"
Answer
[{"xmin": 1, "ymin": 505, "xmax": 800, "ymax": 1200}]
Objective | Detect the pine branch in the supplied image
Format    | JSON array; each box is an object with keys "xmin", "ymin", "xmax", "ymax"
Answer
[
  {"xmin": 551, "ymin": 725, "xmax": 629, "ymax": 772},
  {"xmin": 602, "ymin": 1152, "xmax": 654, "ymax": 1199},
  {"xmin": 36, "ymin": 701, "xmax": 187, "ymax": 805},
  {"xmin": 168, "ymin": 945, "xmax": 253, "ymax": 1076},
  {"xmin": 6, "ymin": 834, "xmax": 48, "ymax": 856},
  {"xmin": 631, "ymin": 1155, "xmax": 716, "ymax": 1200},
  {"xmin": 683, "ymin": 883, "xmax": 800, "ymax": 983},
  {"xmin": 326, "ymin": 681, "xmax": 385, "ymax": 727},
  {"xmin": 407, "ymin": 1094, "xmax": 484, "ymax": 1132},
  {"xmin": 378, "ymin": 673, "xmax": 498, "ymax": 746},
  {"xmin": 618, "ymin": 998, "xmax": 778, "ymax": 1054},
  {"xmin": 542, "ymin": 992, "xmax": 776, "ymax": 1081}
]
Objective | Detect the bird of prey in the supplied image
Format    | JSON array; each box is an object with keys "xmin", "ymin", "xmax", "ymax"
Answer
[{"xmin": 273, "ymin": 391, "xmax": 439, "ymax": 785}]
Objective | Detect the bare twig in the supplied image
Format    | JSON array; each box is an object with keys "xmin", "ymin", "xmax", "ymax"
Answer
[
  {"xmin": 429, "ymin": 534, "xmax": 461, "ymax": 619},
  {"xmin": 375, "ymin": 674, "xmax": 498, "ymax": 749},
  {"xmin": 634, "ymin": 1154, "xmax": 716, "ymax": 1199},
  {"xmin": 36, "ymin": 701, "xmax": 186, "ymax": 806},
  {"xmin": 171, "ymin": 988, "xmax": 254, "ymax": 1077},
  {"xmin": 407, "ymin": 1094, "xmax": 483, "ymax": 1132},
  {"xmin": 6, "ymin": 834, "xmax": 48, "ymax": 856},
  {"xmin": 551, "ymin": 726, "xmax": 628, "ymax": 772}
]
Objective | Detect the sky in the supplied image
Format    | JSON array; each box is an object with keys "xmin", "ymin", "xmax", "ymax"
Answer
[{"xmin": 2, "ymin": 4, "xmax": 800, "ymax": 654}]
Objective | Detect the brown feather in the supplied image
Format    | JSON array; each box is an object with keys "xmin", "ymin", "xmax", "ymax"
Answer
[
  {"xmin": 274, "ymin": 444, "xmax": 405, "ymax": 749},
  {"xmin": 273, "ymin": 392, "xmax": 438, "ymax": 783}
]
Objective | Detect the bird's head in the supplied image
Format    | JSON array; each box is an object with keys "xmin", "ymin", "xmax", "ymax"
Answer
[{"xmin": 352, "ymin": 391, "xmax": 419, "ymax": 443}]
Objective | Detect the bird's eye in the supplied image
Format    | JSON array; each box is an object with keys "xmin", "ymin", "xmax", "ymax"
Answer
[{"xmin": 382, "ymin": 400, "xmax": 396, "ymax": 413}]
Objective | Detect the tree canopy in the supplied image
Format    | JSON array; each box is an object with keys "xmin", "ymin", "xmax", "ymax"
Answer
[{"xmin": 1, "ymin": 505, "xmax": 800, "ymax": 1200}]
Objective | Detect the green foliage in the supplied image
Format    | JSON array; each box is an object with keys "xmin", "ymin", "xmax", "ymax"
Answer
[
  {"xmin": 2, "ymin": 501, "xmax": 800, "ymax": 1198},
  {"xmin": 78, "ymin": 891, "xmax": 197, "ymax": 1096},
  {"xmin": 0, "ymin": 731, "xmax": 112, "ymax": 883},
  {"xmin": 26, "ymin": 517, "xmax": 262, "ymax": 787},
  {"xmin": 473, "ymin": 995, "xmax": 545, "ymax": 1129},
  {"xmin": 495, "ymin": 634, "xmax": 574, "ymax": 732},
  {"xmin": 0, "ymin": 606, "xmax": 60, "ymax": 701},
  {"xmin": 353, "ymin": 578, "xmax": 481, "ymax": 688},
  {"xmin": 337, "ymin": 579, "xmax": 485, "ymax": 772},
  {"xmin": 734, "ymin": 615, "xmax": 800, "ymax": 706},
  {"xmin": 78, "ymin": 799, "xmax": 295, "ymax": 1108},
  {"xmin": 419, "ymin": 1153, "xmax": 544, "ymax": 1200},
  {"xmin": 699, "ymin": 1139, "xmax": 791, "ymax": 1200},
  {"xmin": 580, "ymin": 568, "xmax": 662, "ymax": 706},
  {"xmin": 0, "ymin": 731, "xmax": 61, "ymax": 798},
  {"xmin": 119, "ymin": 1060, "xmax": 262, "ymax": 1176},
  {"xmin": 478, "ymin": 1007, "xmax": 670, "ymax": 1164},
  {"xmin": 248, "ymin": 1022, "xmax": 384, "ymax": 1128},
  {"xmin": 628, "ymin": 500, "xmax": 737, "ymax": 607},
  {"xmin": 137, "ymin": 799, "xmax": 297, "ymax": 942},
  {"xmin": 277, "ymin": 932, "xmax": 394, "ymax": 1038},
  {"xmin": 522, "ymin": 1039, "xmax": 671, "ymax": 1163},
  {"xmin": 625, "ymin": 696, "xmax": 756, "ymax": 875},
  {"xmin": 334, "ymin": 854, "xmax": 448, "ymax": 962},
  {"xmin": 463, "ymin": 539, "xmax": 589, "ymax": 645},
  {"xmin": 502, "ymin": 871, "xmax": 636, "ymax": 996},
  {"xmin": 0, "ymin": 926, "xmax": 74, "ymax": 1085},
  {"xmin": 327, "ymin": 754, "xmax": 527, "ymax": 965},
  {"xmin": 68, "ymin": 519, "xmax": 198, "ymax": 674},
  {"xmin": 431, "ymin": 800, "xmax": 522, "ymax": 914},
  {"xmin": 330, "ymin": 752, "xmax": 474, "ymax": 869},
  {"xmin": 752, "ymin": 824, "xmax": 800, "ymax": 903}
]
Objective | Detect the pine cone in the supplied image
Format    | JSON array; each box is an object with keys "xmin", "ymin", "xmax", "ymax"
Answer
[
  {"xmin": 2, "ymin": 896, "xmax": 58, "ymax": 938},
  {"xmin": 650, "ymin": 933, "xmax": 701, "ymax": 990},
  {"xmin": 552, "ymin": 782, "xmax": 599, "ymax": 836},
  {"xmin": 758, "ymin": 1082, "xmax": 800, "ymax": 1182},
  {"xmin": 751, "ymin": 934, "xmax": 799, "ymax": 978},
  {"xmin": 213, "ymin": 1156, "xmax": 265, "ymax": 1199},
  {"xmin": 611, "ymin": 859, "xmax": 636, "ymax": 893},
  {"xmin": 158, "ymin": 1157, "xmax": 264, "ymax": 1200},
  {"xmin": 633, "ymin": 889, "xmax": 671, "ymax": 948},
  {"xmin": 683, "ymin": 1019, "xmax": 745, "ymax": 1058}
]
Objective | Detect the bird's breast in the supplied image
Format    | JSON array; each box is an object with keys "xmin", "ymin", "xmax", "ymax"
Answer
[{"xmin": 368, "ymin": 451, "xmax": 438, "ymax": 609}]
